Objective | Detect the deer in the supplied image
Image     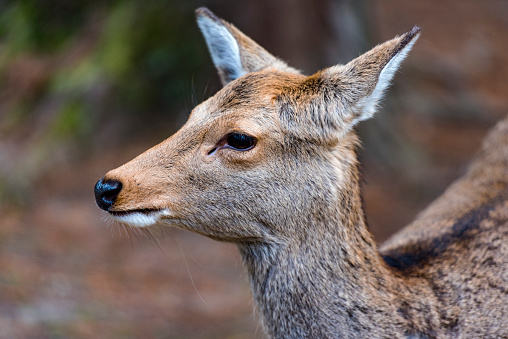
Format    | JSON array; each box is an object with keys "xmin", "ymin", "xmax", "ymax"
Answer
[{"xmin": 94, "ymin": 7, "xmax": 508, "ymax": 338}]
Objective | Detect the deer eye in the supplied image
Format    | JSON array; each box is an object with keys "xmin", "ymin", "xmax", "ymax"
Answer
[{"xmin": 226, "ymin": 133, "xmax": 256, "ymax": 151}]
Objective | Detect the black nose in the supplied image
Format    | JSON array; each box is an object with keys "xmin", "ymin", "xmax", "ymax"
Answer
[{"xmin": 94, "ymin": 178, "xmax": 123, "ymax": 211}]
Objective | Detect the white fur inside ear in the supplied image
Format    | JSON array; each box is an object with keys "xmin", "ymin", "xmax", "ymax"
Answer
[
  {"xmin": 197, "ymin": 16, "xmax": 245, "ymax": 82},
  {"xmin": 355, "ymin": 35, "xmax": 419, "ymax": 124}
]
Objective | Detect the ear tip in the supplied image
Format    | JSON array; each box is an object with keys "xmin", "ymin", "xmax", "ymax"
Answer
[
  {"xmin": 195, "ymin": 7, "xmax": 210, "ymax": 16},
  {"xmin": 406, "ymin": 26, "xmax": 422, "ymax": 40},
  {"xmin": 195, "ymin": 7, "xmax": 221, "ymax": 22},
  {"xmin": 410, "ymin": 25, "xmax": 422, "ymax": 36},
  {"xmin": 394, "ymin": 25, "xmax": 421, "ymax": 54}
]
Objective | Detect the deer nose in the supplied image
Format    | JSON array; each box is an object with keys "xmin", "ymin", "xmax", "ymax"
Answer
[{"xmin": 94, "ymin": 178, "xmax": 123, "ymax": 211}]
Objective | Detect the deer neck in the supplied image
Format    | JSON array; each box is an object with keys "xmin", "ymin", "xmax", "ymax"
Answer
[
  {"xmin": 237, "ymin": 159, "xmax": 432, "ymax": 338},
  {"xmin": 238, "ymin": 212, "xmax": 390, "ymax": 336}
]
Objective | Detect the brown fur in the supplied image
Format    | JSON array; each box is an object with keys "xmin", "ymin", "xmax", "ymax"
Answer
[{"xmin": 97, "ymin": 8, "xmax": 508, "ymax": 338}]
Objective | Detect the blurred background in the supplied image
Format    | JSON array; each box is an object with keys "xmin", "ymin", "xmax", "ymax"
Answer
[{"xmin": 0, "ymin": 0, "xmax": 507, "ymax": 338}]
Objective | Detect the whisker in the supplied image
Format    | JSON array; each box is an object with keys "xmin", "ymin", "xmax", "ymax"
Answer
[
  {"xmin": 143, "ymin": 227, "xmax": 165, "ymax": 255},
  {"xmin": 176, "ymin": 239, "xmax": 209, "ymax": 308}
]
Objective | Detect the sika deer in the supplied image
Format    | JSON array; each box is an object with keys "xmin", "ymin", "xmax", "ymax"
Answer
[{"xmin": 94, "ymin": 8, "xmax": 508, "ymax": 338}]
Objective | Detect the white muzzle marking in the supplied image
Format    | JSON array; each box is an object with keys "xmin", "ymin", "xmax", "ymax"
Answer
[{"xmin": 111, "ymin": 209, "xmax": 171, "ymax": 228}]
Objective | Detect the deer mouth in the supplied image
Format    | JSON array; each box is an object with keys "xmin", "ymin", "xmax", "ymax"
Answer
[{"xmin": 108, "ymin": 209, "xmax": 171, "ymax": 227}]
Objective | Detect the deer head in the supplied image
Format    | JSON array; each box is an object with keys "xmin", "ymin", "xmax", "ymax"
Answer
[{"xmin": 94, "ymin": 7, "xmax": 420, "ymax": 245}]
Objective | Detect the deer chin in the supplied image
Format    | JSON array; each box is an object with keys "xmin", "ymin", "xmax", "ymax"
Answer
[{"xmin": 109, "ymin": 209, "xmax": 171, "ymax": 228}]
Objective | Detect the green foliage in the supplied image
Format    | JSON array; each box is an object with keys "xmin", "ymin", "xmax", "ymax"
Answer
[
  {"xmin": 0, "ymin": 0, "xmax": 90, "ymax": 54},
  {"xmin": 0, "ymin": 0, "xmax": 213, "ymax": 204}
]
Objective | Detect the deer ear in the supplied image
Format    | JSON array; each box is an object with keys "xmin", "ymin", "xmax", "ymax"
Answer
[
  {"xmin": 324, "ymin": 26, "xmax": 421, "ymax": 127},
  {"xmin": 279, "ymin": 27, "xmax": 420, "ymax": 144},
  {"xmin": 196, "ymin": 7, "xmax": 296, "ymax": 86}
]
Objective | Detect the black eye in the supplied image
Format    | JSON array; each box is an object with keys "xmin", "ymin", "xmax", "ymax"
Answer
[{"xmin": 226, "ymin": 133, "xmax": 256, "ymax": 150}]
